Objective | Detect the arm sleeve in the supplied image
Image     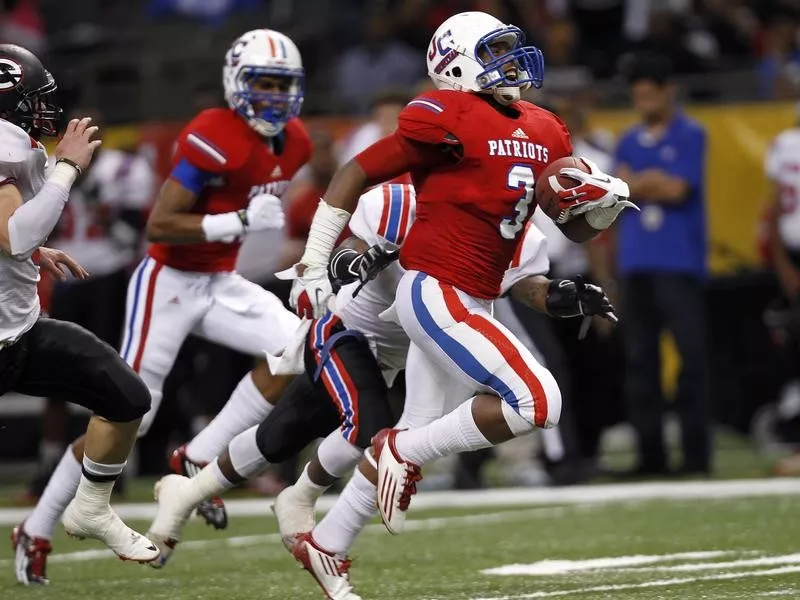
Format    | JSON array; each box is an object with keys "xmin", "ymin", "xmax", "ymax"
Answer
[
  {"xmin": 7, "ymin": 166, "xmax": 73, "ymax": 258},
  {"xmin": 1, "ymin": 122, "xmax": 73, "ymax": 258},
  {"xmin": 500, "ymin": 222, "xmax": 550, "ymax": 295}
]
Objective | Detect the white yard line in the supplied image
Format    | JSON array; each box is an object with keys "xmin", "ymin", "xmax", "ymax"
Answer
[
  {"xmin": 625, "ymin": 553, "xmax": 800, "ymax": 573},
  {"xmin": 480, "ymin": 551, "xmax": 736, "ymax": 576},
  {"xmin": 483, "ymin": 551, "xmax": 800, "ymax": 578},
  {"xmin": 0, "ymin": 506, "xmax": 569, "ymax": 568},
  {"xmin": 468, "ymin": 566, "xmax": 800, "ymax": 600},
  {"xmin": 2, "ymin": 477, "xmax": 799, "ymax": 527}
]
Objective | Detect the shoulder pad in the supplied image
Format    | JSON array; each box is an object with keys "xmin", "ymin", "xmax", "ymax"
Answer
[
  {"xmin": 0, "ymin": 119, "xmax": 34, "ymax": 166},
  {"xmin": 176, "ymin": 108, "xmax": 250, "ymax": 172},
  {"xmin": 398, "ymin": 90, "xmax": 461, "ymax": 145}
]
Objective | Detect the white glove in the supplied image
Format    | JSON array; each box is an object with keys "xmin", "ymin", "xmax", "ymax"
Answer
[
  {"xmin": 553, "ymin": 157, "xmax": 637, "ymax": 226},
  {"xmin": 245, "ymin": 193, "xmax": 285, "ymax": 232},
  {"xmin": 275, "ymin": 264, "xmax": 335, "ymax": 319},
  {"xmin": 202, "ymin": 193, "xmax": 286, "ymax": 242}
]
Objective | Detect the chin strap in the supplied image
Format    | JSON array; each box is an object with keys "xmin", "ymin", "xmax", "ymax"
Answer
[{"xmin": 493, "ymin": 86, "xmax": 521, "ymax": 105}]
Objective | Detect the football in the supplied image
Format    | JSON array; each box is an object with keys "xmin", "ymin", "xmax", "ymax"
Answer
[{"xmin": 534, "ymin": 156, "xmax": 591, "ymax": 221}]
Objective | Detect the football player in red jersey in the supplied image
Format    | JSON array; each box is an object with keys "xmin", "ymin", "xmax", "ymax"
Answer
[
  {"xmin": 282, "ymin": 11, "xmax": 633, "ymax": 599},
  {"xmin": 16, "ymin": 29, "xmax": 312, "ymax": 578}
]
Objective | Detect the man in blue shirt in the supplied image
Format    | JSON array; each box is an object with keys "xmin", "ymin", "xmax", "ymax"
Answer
[{"xmin": 614, "ymin": 54, "xmax": 711, "ymax": 476}]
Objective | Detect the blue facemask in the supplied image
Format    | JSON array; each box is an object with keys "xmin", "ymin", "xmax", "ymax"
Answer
[
  {"xmin": 474, "ymin": 26, "xmax": 544, "ymax": 90},
  {"xmin": 232, "ymin": 66, "xmax": 304, "ymax": 132}
]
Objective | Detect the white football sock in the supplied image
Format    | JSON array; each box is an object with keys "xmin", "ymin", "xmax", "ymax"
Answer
[
  {"xmin": 71, "ymin": 456, "xmax": 126, "ymax": 515},
  {"xmin": 292, "ymin": 463, "xmax": 329, "ymax": 504},
  {"xmin": 185, "ymin": 372, "xmax": 273, "ymax": 463},
  {"xmin": 316, "ymin": 429, "xmax": 363, "ymax": 479},
  {"xmin": 313, "ymin": 468, "xmax": 377, "ymax": 555},
  {"xmin": 227, "ymin": 425, "xmax": 269, "ymax": 479},
  {"xmin": 182, "ymin": 459, "xmax": 231, "ymax": 507},
  {"xmin": 25, "ymin": 445, "xmax": 81, "ymax": 539},
  {"xmin": 393, "ymin": 398, "xmax": 492, "ymax": 465}
]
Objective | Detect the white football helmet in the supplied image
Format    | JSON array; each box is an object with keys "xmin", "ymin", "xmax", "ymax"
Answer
[
  {"xmin": 223, "ymin": 29, "xmax": 304, "ymax": 137},
  {"xmin": 426, "ymin": 12, "xmax": 544, "ymax": 105}
]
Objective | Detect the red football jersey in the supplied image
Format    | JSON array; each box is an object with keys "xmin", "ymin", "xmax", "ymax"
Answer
[
  {"xmin": 397, "ymin": 90, "xmax": 572, "ymax": 299},
  {"xmin": 149, "ymin": 108, "xmax": 312, "ymax": 272}
]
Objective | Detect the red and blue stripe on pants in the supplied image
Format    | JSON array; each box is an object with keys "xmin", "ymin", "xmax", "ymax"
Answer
[{"xmin": 308, "ymin": 311, "xmax": 361, "ymax": 444}]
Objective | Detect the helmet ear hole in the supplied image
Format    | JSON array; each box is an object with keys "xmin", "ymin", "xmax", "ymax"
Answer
[{"xmin": 452, "ymin": 66, "xmax": 462, "ymax": 78}]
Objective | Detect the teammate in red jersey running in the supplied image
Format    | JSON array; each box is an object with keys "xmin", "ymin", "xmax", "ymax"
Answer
[
  {"xmin": 282, "ymin": 11, "xmax": 633, "ymax": 599},
  {"xmin": 15, "ymin": 28, "xmax": 312, "ymax": 580}
]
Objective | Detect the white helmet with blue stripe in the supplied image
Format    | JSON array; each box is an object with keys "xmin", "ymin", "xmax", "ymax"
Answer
[
  {"xmin": 223, "ymin": 29, "xmax": 304, "ymax": 137},
  {"xmin": 426, "ymin": 12, "xmax": 544, "ymax": 105}
]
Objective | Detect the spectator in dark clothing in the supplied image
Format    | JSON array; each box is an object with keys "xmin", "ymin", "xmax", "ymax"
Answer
[{"xmin": 612, "ymin": 54, "xmax": 712, "ymax": 476}]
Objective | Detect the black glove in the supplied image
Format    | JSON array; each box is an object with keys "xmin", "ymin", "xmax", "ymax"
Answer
[
  {"xmin": 328, "ymin": 244, "xmax": 400, "ymax": 296},
  {"xmin": 545, "ymin": 275, "xmax": 617, "ymax": 322}
]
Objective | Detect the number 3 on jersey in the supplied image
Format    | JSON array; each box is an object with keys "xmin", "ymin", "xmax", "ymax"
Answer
[{"xmin": 500, "ymin": 165, "xmax": 535, "ymax": 240}]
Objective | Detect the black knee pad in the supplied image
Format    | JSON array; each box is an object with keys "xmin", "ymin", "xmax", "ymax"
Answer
[
  {"xmin": 255, "ymin": 375, "xmax": 340, "ymax": 463},
  {"xmin": 100, "ymin": 362, "xmax": 152, "ymax": 422},
  {"xmin": 112, "ymin": 370, "xmax": 151, "ymax": 422},
  {"xmin": 21, "ymin": 319, "xmax": 152, "ymax": 423}
]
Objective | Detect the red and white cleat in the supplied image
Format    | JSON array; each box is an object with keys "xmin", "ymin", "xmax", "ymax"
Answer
[
  {"xmin": 372, "ymin": 428, "xmax": 422, "ymax": 535},
  {"xmin": 292, "ymin": 532, "xmax": 362, "ymax": 600},
  {"xmin": 11, "ymin": 522, "xmax": 52, "ymax": 585},
  {"xmin": 170, "ymin": 445, "xmax": 227, "ymax": 530}
]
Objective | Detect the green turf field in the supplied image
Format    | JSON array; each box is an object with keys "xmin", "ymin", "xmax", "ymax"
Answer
[{"xmin": 2, "ymin": 481, "xmax": 800, "ymax": 599}]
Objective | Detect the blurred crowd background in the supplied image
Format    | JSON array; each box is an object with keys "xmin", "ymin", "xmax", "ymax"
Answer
[{"xmin": 3, "ymin": 0, "xmax": 800, "ymax": 501}]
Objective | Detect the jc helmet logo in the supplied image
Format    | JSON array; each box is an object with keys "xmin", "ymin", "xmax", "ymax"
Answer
[{"xmin": 0, "ymin": 59, "xmax": 23, "ymax": 92}]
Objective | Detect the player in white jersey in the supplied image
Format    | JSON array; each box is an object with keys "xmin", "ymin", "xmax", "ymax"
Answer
[
  {"xmin": 15, "ymin": 29, "xmax": 309, "ymax": 581},
  {"xmin": 141, "ymin": 183, "xmax": 614, "ymax": 583},
  {"xmin": 766, "ymin": 121, "xmax": 800, "ymax": 295},
  {"xmin": 0, "ymin": 44, "xmax": 160, "ymax": 585},
  {"xmin": 763, "ymin": 119, "xmax": 800, "ymax": 476},
  {"xmin": 25, "ymin": 142, "xmax": 157, "ymax": 499}
]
